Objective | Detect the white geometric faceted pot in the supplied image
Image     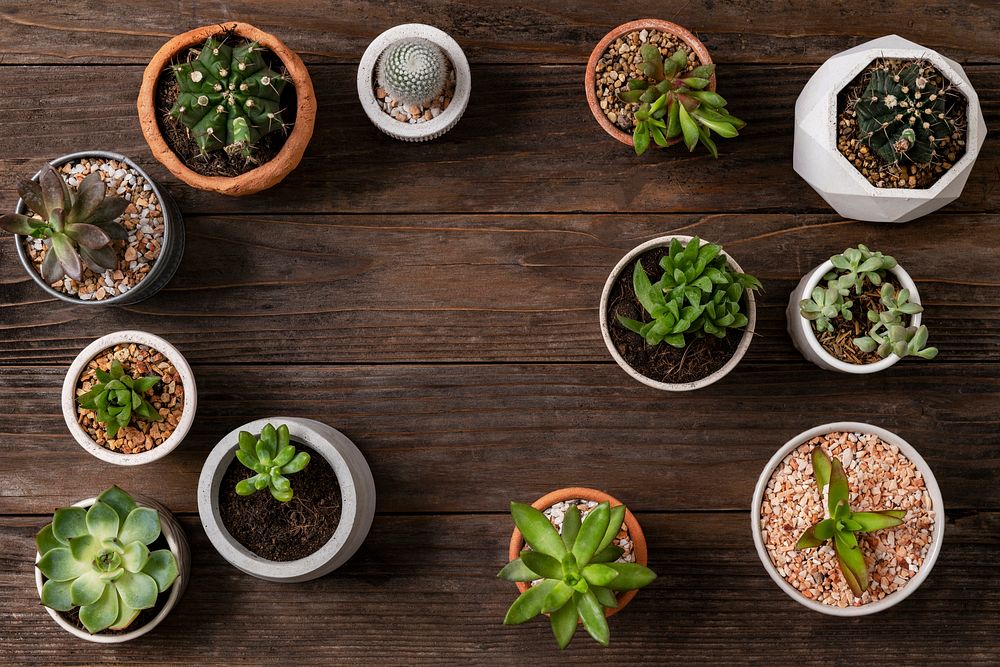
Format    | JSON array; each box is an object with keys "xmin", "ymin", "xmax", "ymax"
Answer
[
  {"xmin": 198, "ymin": 416, "xmax": 376, "ymax": 582},
  {"xmin": 794, "ymin": 35, "xmax": 987, "ymax": 223},
  {"xmin": 357, "ymin": 23, "xmax": 471, "ymax": 141},
  {"xmin": 751, "ymin": 422, "xmax": 944, "ymax": 616},
  {"xmin": 62, "ymin": 330, "xmax": 197, "ymax": 465},
  {"xmin": 599, "ymin": 235, "xmax": 757, "ymax": 391},
  {"xmin": 786, "ymin": 259, "xmax": 922, "ymax": 373},
  {"xmin": 34, "ymin": 495, "xmax": 190, "ymax": 642}
]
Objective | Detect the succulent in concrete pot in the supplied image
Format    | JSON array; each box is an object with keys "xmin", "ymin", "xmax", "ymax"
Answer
[{"xmin": 377, "ymin": 39, "xmax": 448, "ymax": 107}]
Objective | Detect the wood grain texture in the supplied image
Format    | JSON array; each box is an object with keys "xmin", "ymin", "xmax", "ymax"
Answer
[
  {"xmin": 1, "ymin": 512, "xmax": 998, "ymax": 665},
  {"xmin": 2, "ymin": 1, "xmax": 1000, "ymax": 65},
  {"xmin": 0, "ymin": 65, "xmax": 996, "ymax": 216},
  {"xmin": 1, "ymin": 363, "xmax": 997, "ymax": 515},
  {"xmin": 1, "ymin": 213, "xmax": 997, "ymax": 364}
]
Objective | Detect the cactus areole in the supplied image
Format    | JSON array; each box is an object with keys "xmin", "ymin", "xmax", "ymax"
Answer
[{"xmin": 138, "ymin": 22, "xmax": 317, "ymax": 196}]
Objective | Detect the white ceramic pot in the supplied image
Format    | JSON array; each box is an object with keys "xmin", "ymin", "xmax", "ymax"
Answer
[
  {"xmin": 786, "ymin": 260, "xmax": 921, "ymax": 373},
  {"xmin": 794, "ymin": 35, "xmax": 987, "ymax": 223},
  {"xmin": 34, "ymin": 495, "xmax": 190, "ymax": 642},
  {"xmin": 599, "ymin": 235, "xmax": 757, "ymax": 391},
  {"xmin": 198, "ymin": 416, "xmax": 376, "ymax": 582},
  {"xmin": 751, "ymin": 421, "xmax": 944, "ymax": 616},
  {"xmin": 357, "ymin": 23, "xmax": 471, "ymax": 141},
  {"xmin": 62, "ymin": 330, "xmax": 197, "ymax": 465}
]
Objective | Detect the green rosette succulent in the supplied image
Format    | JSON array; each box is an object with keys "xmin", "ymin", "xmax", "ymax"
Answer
[
  {"xmin": 77, "ymin": 358, "xmax": 163, "ymax": 438},
  {"xmin": 169, "ymin": 36, "xmax": 289, "ymax": 157},
  {"xmin": 617, "ymin": 236, "xmax": 761, "ymax": 348},
  {"xmin": 795, "ymin": 449, "xmax": 905, "ymax": 596},
  {"xmin": 235, "ymin": 423, "xmax": 311, "ymax": 502},
  {"xmin": 498, "ymin": 501, "xmax": 656, "ymax": 649},
  {"xmin": 0, "ymin": 164, "xmax": 127, "ymax": 282},
  {"xmin": 36, "ymin": 486, "xmax": 179, "ymax": 634}
]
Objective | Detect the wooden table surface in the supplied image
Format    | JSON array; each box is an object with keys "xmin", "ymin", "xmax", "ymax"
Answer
[{"xmin": 1, "ymin": 2, "xmax": 998, "ymax": 664}]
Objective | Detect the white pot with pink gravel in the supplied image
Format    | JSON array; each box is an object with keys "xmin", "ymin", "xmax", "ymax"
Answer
[{"xmin": 751, "ymin": 422, "xmax": 944, "ymax": 616}]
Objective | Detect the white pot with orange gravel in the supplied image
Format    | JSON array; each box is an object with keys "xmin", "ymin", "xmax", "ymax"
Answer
[
  {"xmin": 62, "ymin": 331, "xmax": 197, "ymax": 465},
  {"xmin": 751, "ymin": 422, "xmax": 944, "ymax": 616}
]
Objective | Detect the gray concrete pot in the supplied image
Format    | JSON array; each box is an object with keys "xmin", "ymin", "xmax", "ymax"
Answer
[
  {"xmin": 357, "ymin": 23, "xmax": 471, "ymax": 141},
  {"xmin": 34, "ymin": 494, "xmax": 190, "ymax": 643},
  {"xmin": 62, "ymin": 330, "xmax": 197, "ymax": 465},
  {"xmin": 751, "ymin": 422, "xmax": 944, "ymax": 616},
  {"xmin": 11, "ymin": 151, "xmax": 183, "ymax": 305},
  {"xmin": 794, "ymin": 35, "xmax": 987, "ymax": 223},
  {"xmin": 198, "ymin": 417, "xmax": 376, "ymax": 582},
  {"xmin": 599, "ymin": 235, "xmax": 757, "ymax": 391},
  {"xmin": 786, "ymin": 260, "xmax": 921, "ymax": 373}
]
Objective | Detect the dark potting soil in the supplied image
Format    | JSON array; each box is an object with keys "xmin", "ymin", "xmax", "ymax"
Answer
[
  {"xmin": 154, "ymin": 34, "xmax": 297, "ymax": 178},
  {"xmin": 219, "ymin": 445, "xmax": 342, "ymax": 562},
  {"xmin": 814, "ymin": 273, "xmax": 904, "ymax": 365},
  {"xmin": 54, "ymin": 534, "xmax": 170, "ymax": 636},
  {"xmin": 606, "ymin": 245, "xmax": 745, "ymax": 384}
]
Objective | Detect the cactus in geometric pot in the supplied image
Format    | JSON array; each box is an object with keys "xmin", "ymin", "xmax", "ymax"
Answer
[
  {"xmin": 377, "ymin": 39, "xmax": 448, "ymax": 105},
  {"xmin": 35, "ymin": 486, "xmax": 179, "ymax": 634},
  {"xmin": 169, "ymin": 36, "xmax": 289, "ymax": 158}
]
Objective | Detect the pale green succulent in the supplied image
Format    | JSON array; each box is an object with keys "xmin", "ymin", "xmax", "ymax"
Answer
[
  {"xmin": 799, "ymin": 284, "xmax": 854, "ymax": 333},
  {"xmin": 36, "ymin": 486, "xmax": 179, "ymax": 634},
  {"xmin": 377, "ymin": 38, "xmax": 447, "ymax": 105},
  {"xmin": 824, "ymin": 244, "xmax": 897, "ymax": 296},
  {"xmin": 235, "ymin": 423, "xmax": 311, "ymax": 502},
  {"xmin": 854, "ymin": 284, "xmax": 937, "ymax": 359}
]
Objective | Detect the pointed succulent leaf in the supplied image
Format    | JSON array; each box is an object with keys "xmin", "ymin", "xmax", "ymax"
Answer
[
  {"xmin": 582, "ymin": 563, "xmax": 619, "ymax": 587},
  {"xmin": 851, "ymin": 510, "xmax": 906, "ymax": 532},
  {"xmin": 589, "ymin": 544, "xmax": 624, "ymax": 563},
  {"xmin": 70, "ymin": 570, "xmax": 108, "ymax": 607},
  {"xmin": 596, "ymin": 505, "xmax": 626, "ymax": 555},
  {"xmin": 497, "ymin": 558, "xmax": 539, "ymax": 582},
  {"xmin": 36, "ymin": 524, "xmax": 63, "ymax": 555},
  {"xmin": 40, "ymin": 578, "xmax": 75, "ymax": 612},
  {"xmin": 511, "ymin": 502, "xmax": 566, "ymax": 559},
  {"xmin": 37, "ymin": 547, "xmax": 88, "ymax": 581},
  {"xmin": 834, "ymin": 530, "xmax": 868, "ymax": 596},
  {"xmin": 603, "ymin": 562, "xmax": 657, "ymax": 591},
  {"xmin": 542, "ymin": 581, "xmax": 576, "ymax": 613},
  {"xmin": 119, "ymin": 507, "xmax": 161, "ymax": 546},
  {"xmin": 574, "ymin": 590, "xmax": 610, "ymax": 646},
  {"xmin": 520, "ymin": 550, "xmax": 563, "ymax": 580},
  {"xmin": 548, "ymin": 596, "xmax": 578, "ymax": 649},
  {"xmin": 503, "ymin": 579, "xmax": 558, "ymax": 625},
  {"xmin": 561, "ymin": 504, "xmax": 582, "ymax": 551},
  {"xmin": 571, "ymin": 502, "xmax": 610, "ymax": 566},
  {"xmin": 142, "ymin": 549, "xmax": 179, "ymax": 592},
  {"xmin": 795, "ymin": 518, "xmax": 836, "ymax": 549},
  {"xmin": 280, "ymin": 451, "xmax": 310, "ymax": 475},
  {"xmin": 114, "ymin": 570, "xmax": 160, "ymax": 610},
  {"xmin": 52, "ymin": 506, "xmax": 88, "ymax": 543},
  {"xmin": 86, "ymin": 501, "xmax": 120, "ymax": 541},
  {"xmin": 96, "ymin": 486, "xmax": 138, "ymax": 525},
  {"xmin": 827, "ymin": 458, "xmax": 850, "ymax": 518}
]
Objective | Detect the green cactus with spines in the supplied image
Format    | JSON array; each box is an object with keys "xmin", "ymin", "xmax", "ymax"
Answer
[
  {"xmin": 851, "ymin": 61, "xmax": 959, "ymax": 165},
  {"xmin": 169, "ymin": 36, "xmax": 289, "ymax": 158},
  {"xmin": 377, "ymin": 39, "xmax": 447, "ymax": 106}
]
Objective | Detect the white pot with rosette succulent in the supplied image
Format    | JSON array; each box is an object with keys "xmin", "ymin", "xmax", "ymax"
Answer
[
  {"xmin": 34, "ymin": 486, "xmax": 189, "ymax": 642},
  {"xmin": 357, "ymin": 23, "xmax": 471, "ymax": 141}
]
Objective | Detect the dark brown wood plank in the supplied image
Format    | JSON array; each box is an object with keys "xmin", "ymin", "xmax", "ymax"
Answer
[
  {"xmin": 1, "ymin": 363, "xmax": 996, "ymax": 515},
  {"xmin": 2, "ymin": 1, "xmax": 1000, "ymax": 65},
  {"xmin": 1, "ymin": 511, "xmax": 997, "ymax": 664},
  {"xmin": 0, "ymin": 65, "xmax": 997, "ymax": 215},
  {"xmin": 1, "ymin": 213, "xmax": 997, "ymax": 365}
]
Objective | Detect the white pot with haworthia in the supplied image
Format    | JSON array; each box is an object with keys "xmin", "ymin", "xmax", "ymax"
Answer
[
  {"xmin": 198, "ymin": 416, "xmax": 376, "ymax": 582},
  {"xmin": 794, "ymin": 34, "xmax": 987, "ymax": 223},
  {"xmin": 599, "ymin": 235, "xmax": 760, "ymax": 391},
  {"xmin": 357, "ymin": 23, "xmax": 471, "ymax": 141},
  {"xmin": 787, "ymin": 244, "xmax": 937, "ymax": 374},
  {"xmin": 752, "ymin": 422, "xmax": 944, "ymax": 616},
  {"xmin": 34, "ymin": 486, "xmax": 190, "ymax": 642},
  {"xmin": 62, "ymin": 330, "xmax": 197, "ymax": 465}
]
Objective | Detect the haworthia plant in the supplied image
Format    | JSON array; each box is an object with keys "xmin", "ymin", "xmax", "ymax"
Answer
[
  {"xmin": 234, "ymin": 423, "xmax": 310, "ymax": 502},
  {"xmin": 76, "ymin": 359, "xmax": 163, "ymax": 438},
  {"xmin": 795, "ymin": 449, "xmax": 906, "ymax": 596},
  {"xmin": 617, "ymin": 236, "xmax": 761, "ymax": 348},
  {"xmin": 377, "ymin": 38, "xmax": 448, "ymax": 106},
  {"xmin": 0, "ymin": 164, "xmax": 127, "ymax": 282},
  {"xmin": 170, "ymin": 36, "xmax": 289, "ymax": 157},
  {"xmin": 36, "ymin": 486, "xmax": 179, "ymax": 634},
  {"xmin": 498, "ymin": 501, "xmax": 656, "ymax": 648},
  {"xmin": 617, "ymin": 44, "xmax": 745, "ymax": 156}
]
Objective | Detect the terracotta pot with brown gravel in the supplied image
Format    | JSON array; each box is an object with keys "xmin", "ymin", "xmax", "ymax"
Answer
[
  {"xmin": 507, "ymin": 487, "xmax": 649, "ymax": 618},
  {"xmin": 586, "ymin": 19, "xmax": 715, "ymax": 148},
  {"xmin": 137, "ymin": 22, "xmax": 316, "ymax": 196}
]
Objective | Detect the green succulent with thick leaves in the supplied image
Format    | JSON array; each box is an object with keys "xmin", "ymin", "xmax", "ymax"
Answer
[
  {"xmin": 170, "ymin": 36, "xmax": 289, "ymax": 158},
  {"xmin": 853, "ymin": 283, "xmax": 937, "ymax": 360},
  {"xmin": 36, "ymin": 486, "xmax": 179, "ymax": 634},
  {"xmin": 77, "ymin": 358, "xmax": 162, "ymax": 438},
  {"xmin": 795, "ymin": 449, "xmax": 906, "ymax": 597},
  {"xmin": 851, "ymin": 61, "xmax": 959, "ymax": 165},
  {"xmin": 498, "ymin": 501, "xmax": 656, "ymax": 649},
  {"xmin": 799, "ymin": 284, "xmax": 854, "ymax": 333},
  {"xmin": 235, "ymin": 423, "xmax": 311, "ymax": 502},
  {"xmin": 824, "ymin": 244, "xmax": 897, "ymax": 296},
  {"xmin": 0, "ymin": 164, "xmax": 128, "ymax": 282},
  {"xmin": 617, "ymin": 44, "xmax": 745, "ymax": 157},
  {"xmin": 617, "ymin": 236, "xmax": 761, "ymax": 348}
]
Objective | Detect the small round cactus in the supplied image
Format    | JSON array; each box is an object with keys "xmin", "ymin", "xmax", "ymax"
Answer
[{"xmin": 377, "ymin": 38, "xmax": 447, "ymax": 106}]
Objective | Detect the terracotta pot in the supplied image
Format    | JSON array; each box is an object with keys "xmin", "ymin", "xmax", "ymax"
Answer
[
  {"xmin": 137, "ymin": 22, "xmax": 317, "ymax": 196},
  {"xmin": 507, "ymin": 487, "xmax": 649, "ymax": 618},
  {"xmin": 585, "ymin": 19, "xmax": 715, "ymax": 148}
]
